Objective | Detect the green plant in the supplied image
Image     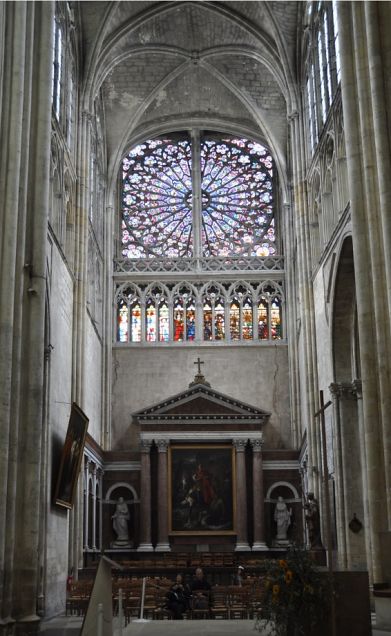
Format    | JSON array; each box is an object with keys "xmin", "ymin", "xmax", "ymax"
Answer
[{"xmin": 255, "ymin": 549, "xmax": 332, "ymax": 636}]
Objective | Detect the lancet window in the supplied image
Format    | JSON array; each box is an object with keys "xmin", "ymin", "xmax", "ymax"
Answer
[
  {"xmin": 115, "ymin": 281, "xmax": 284, "ymax": 344},
  {"xmin": 51, "ymin": 3, "xmax": 77, "ymax": 151},
  {"xmin": 304, "ymin": 1, "xmax": 341, "ymax": 154}
]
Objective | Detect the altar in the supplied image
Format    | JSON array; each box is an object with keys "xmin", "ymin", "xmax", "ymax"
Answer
[{"xmin": 83, "ymin": 366, "xmax": 303, "ymax": 560}]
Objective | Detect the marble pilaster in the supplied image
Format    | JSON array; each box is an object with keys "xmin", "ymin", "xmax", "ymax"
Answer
[
  {"xmin": 250, "ymin": 439, "xmax": 268, "ymax": 551},
  {"xmin": 155, "ymin": 440, "xmax": 171, "ymax": 552},
  {"xmin": 233, "ymin": 439, "xmax": 250, "ymax": 551},
  {"xmin": 137, "ymin": 440, "xmax": 154, "ymax": 551}
]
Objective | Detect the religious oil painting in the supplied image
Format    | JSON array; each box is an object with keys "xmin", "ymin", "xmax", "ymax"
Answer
[
  {"xmin": 54, "ymin": 403, "xmax": 89, "ymax": 509},
  {"xmin": 169, "ymin": 445, "xmax": 235, "ymax": 534}
]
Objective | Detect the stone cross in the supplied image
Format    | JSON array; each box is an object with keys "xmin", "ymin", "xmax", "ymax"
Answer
[{"xmin": 194, "ymin": 357, "xmax": 204, "ymax": 374}]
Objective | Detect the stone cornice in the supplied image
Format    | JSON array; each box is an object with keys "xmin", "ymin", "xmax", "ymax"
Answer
[
  {"xmin": 104, "ymin": 461, "xmax": 141, "ymax": 471},
  {"xmin": 141, "ymin": 431, "xmax": 263, "ymax": 443}
]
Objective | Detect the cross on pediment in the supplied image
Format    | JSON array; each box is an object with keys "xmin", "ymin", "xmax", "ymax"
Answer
[
  {"xmin": 189, "ymin": 357, "xmax": 210, "ymax": 387},
  {"xmin": 194, "ymin": 357, "xmax": 204, "ymax": 374}
]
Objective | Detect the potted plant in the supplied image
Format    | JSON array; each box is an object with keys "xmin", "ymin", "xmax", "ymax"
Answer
[{"xmin": 255, "ymin": 549, "xmax": 332, "ymax": 636}]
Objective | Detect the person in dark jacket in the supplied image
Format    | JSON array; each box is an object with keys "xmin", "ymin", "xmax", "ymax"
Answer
[
  {"xmin": 166, "ymin": 574, "xmax": 191, "ymax": 619},
  {"xmin": 189, "ymin": 567, "xmax": 212, "ymax": 609}
]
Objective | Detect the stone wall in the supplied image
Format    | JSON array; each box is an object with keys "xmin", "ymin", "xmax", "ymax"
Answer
[
  {"xmin": 111, "ymin": 344, "xmax": 290, "ymax": 450},
  {"xmin": 46, "ymin": 244, "xmax": 74, "ymax": 616}
]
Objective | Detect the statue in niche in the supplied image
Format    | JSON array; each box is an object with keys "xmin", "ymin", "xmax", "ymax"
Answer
[
  {"xmin": 111, "ymin": 497, "xmax": 131, "ymax": 547},
  {"xmin": 274, "ymin": 496, "xmax": 292, "ymax": 543},
  {"xmin": 304, "ymin": 492, "xmax": 323, "ymax": 548}
]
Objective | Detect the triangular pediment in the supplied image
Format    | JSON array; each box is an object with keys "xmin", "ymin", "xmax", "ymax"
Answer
[{"xmin": 133, "ymin": 383, "xmax": 270, "ymax": 422}]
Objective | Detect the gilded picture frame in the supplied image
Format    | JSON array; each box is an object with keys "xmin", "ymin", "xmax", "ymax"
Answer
[
  {"xmin": 54, "ymin": 403, "xmax": 89, "ymax": 509},
  {"xmin": 168, "ymin": 444, "xmax": 236, "ymax": 535}
]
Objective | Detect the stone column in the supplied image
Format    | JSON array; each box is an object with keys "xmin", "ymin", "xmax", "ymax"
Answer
[
  {"xmin": 155, "ymin": 440, "xmax": 171, "ymax": 552},
  {"xmin": 137, "ymin": 440, "xmax": 154, "ymax": 551},
  {"xmin": 234, "ymin": 439, "xmax": 250, "ymax": 551},
  {"xmin": 338, "ymin": 1, "xmax": 388, "ymax": 582},
  {"xmin": 99, "ymin": 470, "xmax": 104, "ymax": 552},
  {"xmin": 83, "ymin": 460, "xmax": 90, "ymax": 550},
  {"xmin": 10, "ymin": 4, "xmax": 54, "ymax": 633},
  {"xmin": 92, "ymin": 465, "xmax": 97, "ymax": 551},
  {"xmin": 250, "ymin": 439, "xmax": 268, "ymax": 551},
  {"xmin": 329, "ymin": 383, "xmax": 348, "ymax": 570}
]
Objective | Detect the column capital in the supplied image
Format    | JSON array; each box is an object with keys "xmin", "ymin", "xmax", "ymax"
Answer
[
  {"xmin": 329, "ymin": 381, "xmax": 357, "ymax": 400},
  {"xmin": 156, "ymin": 439, "xmax": 169, "ymax": 453},
  {"xmin": 233, "ymin": 438, "xmax": 247, "ymax": 452},
  {"xmin": 287, "ymin": 110, "xmax": 299, "ymax": 122},
  {"xmin": 140, "ymin": 439, "xmax": 153, "ymax": 453},
  {"xmin": 249, "ymin": 438, "xmax": 263, "ymax": 452},
  {"xmin": 329, "ymin": 382, "xmax": 341, "ymax": 398},
  {"xmin": 351, "ymin": 378, "xmax": 362, "ymax": 398}
]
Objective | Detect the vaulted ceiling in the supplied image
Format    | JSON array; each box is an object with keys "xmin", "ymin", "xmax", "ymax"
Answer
[{"xmin": 79, "ymin": 1, "xmax": 301, "ymax": 187}]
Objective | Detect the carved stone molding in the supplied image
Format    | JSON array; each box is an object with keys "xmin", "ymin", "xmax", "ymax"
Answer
[
  {"xmin": 351, "ymin": 379, "xmax": 362, "ymax": 398},
  {"xmin": 140, "ymin": 439, "xmax": 153, "ymax": 453},
  {"xmin": 233, "ymin": 438, "xmax": 247, "ymax": 452},
  {"xmin": 249, "ymin": 438, "xmax": 263, "ymax": 452},
  {"xmin": 329, "ymin": 381, "xmax": 357, "ymax": 400},
  {"xmin": 156, "ymin": 439, "xmax": 169, "ymax": 453}
]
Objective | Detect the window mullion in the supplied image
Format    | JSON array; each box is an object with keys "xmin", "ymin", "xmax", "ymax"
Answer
[{"xmin": 191, "ymin": 128, "xmax": 202, "ymax": 259}]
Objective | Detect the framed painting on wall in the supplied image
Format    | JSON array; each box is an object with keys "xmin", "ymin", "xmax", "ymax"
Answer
[
  {"xmin": 54, "ymin": 403, "xmax": 89, "ymax": 509},
  {"xmin": 169, "ymin": 444, "xmax": 236, "ymax": 534}
]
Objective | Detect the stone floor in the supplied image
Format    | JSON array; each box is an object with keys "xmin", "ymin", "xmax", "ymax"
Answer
[{"xmin": 38, "ymin": 615, "xmax": 390, "ymax": 635}]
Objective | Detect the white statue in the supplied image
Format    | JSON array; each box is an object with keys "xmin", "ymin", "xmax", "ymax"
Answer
[
  {"xmin": 112, "ymin": 497, "xmax": 130, "ymax": 545},
  {"xmin": 274, "ymin": 496, "xmax": 291, "ymax": 541}
]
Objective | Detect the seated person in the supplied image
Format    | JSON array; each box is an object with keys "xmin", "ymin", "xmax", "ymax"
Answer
[
  {"xmin": 190, "ymin": 567, "xmax": 212, "ymax": 609},
  {"xmin": 166, "ymin": 574, "xmax": 190, "ymax": 620}
]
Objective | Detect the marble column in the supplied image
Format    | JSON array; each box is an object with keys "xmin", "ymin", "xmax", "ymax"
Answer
[
  {"xmin": 250, "ymin": 439, "xmax": 268, "ymax": 551},
  {"xmin": 155, "ymin": 440, "xmax": 171, "ymax": 552},
  {"xmin": 137, "ymin": 440, "xmax": 154, "ymax": 551},
  {"xmin": 234, "ymin": 439, "xmax": 250, "ymax": 551}
]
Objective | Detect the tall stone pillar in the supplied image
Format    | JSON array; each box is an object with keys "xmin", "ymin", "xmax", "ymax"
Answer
[
  {"xmin": 329, "ymin": 383, "xmax": 348, "ymax": 570},
  {"xmin": 338, "ymin": 1, "xmax": 388, "ymax": 582},
  {"xmin": 234, "ymin": 439, "xmax": 250, "ymax": 551},
  {"xmin": 137, "ymin": 440, "xmax": 154, "ymax": 552},
  {"xmin": 92, "ymin": 465, "xmax": 97, "ymax": 551},
  {"xmin": 83, "ymin": 459, "xmax": 90, "ymax": 550},
  {"xmin": 155, "ymin": 440, "xmax": 171, "ymax": 552},
  {"xmin": 250, "ymin": 439, "xmax": 268, "ymax": 551}
]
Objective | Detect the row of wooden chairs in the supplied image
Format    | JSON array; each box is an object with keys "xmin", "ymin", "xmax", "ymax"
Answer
[{"xmin": 66, "ymin": 577, "xmax": 265, "ymax": 620}]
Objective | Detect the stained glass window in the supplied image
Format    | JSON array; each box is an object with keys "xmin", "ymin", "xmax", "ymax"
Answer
[
  {"xmin": 146, "ymin": 300, "xmax": 156, "ymax": 342},
  {"xmin": 242, "ymin": 297, "xmax": 253, "ymax": 340},
  {"xmin": 174, "ymin": 299, "xmax": 185, "ymax": 342},
  {"xmin": 52, "ymin": 18, "xmax": 63, "ymax": 120},
  {"xmin": 122, "ymin": 136, "xmax": 192, "ymax": 258},
  {"xmin": 258, "ymin": 300, "xmax": 269, "ymax": 340},
  {"xmin": 131, "ymin": 302, "xmax": 141, "ymax": 342},
  {"xmin": 203, "ymin": 287, "xmax": 226, "ymax": 341},
  {"xmin": 230, "ymin": 300, "xmax": 240, "ymax": 341},
  {"xmin": 118, "ymin": 300, "xmax": 128, "ymax": 342},
  {"xmin": 115, "ymin": 281, "xmax": 284, "ymax": 343},
  {"xmin": 121, "ymin": 133, "xmax": 275, "ymax": 259},
  {"xmin": 271, "ymin": 297, "xmax": 282, "ymax": 340}
]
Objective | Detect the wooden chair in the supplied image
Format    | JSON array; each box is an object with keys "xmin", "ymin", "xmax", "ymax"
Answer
[
  {"xmin": 209, "ymin": 586, "xmax": 229, "ymax": 619},
  {"xmin": 66, "ymin": 580, "xmax": 92, "ymax": 616},
  {"xmin": 228, "ymin": 586, "xmax": 250, "ymax": 619},
  {"xmin": 190, "ymin": 590, "xmax": 211, "ymax": 619},
  {"xmin": 123, "ymin": 595, "xmax": 141, "ymax": 625}
]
